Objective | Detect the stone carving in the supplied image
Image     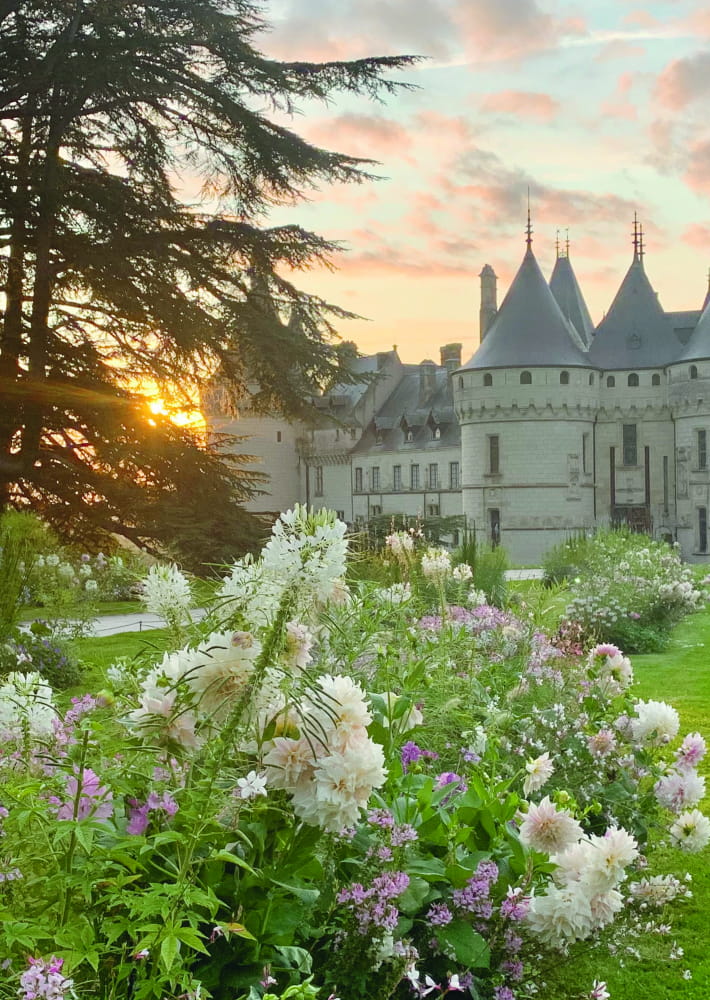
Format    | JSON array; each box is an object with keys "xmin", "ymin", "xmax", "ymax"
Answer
[{"xmin": 677, "ymin": 446, "xmax": 689, "ymax": 498}]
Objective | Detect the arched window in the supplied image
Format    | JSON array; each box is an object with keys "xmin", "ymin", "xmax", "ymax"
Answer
[
  {"xmin": 520, "ymin": 371, "xmax": 532, "ymax": 385},
  {"xmin": 458, "ymin": 376, "xmax": 464, "ymax": 389},
  {"xmin": 628, "ymin": 373, "xmax": 639, "ymax": 387},
  {"xmin": 560, "ymin": 371, "xmax": 569, "ymax": 385},
  {"xmin": 607, "ymin": 376, "xmax": 616, "ymax": 388},
  {"xmin": 690, "ymin": 365, "xmax": 698, "ymax": 380},
  {"xmin": 483, "ymin": 373, "xmax": 492, "ymax": 387},
  {"xmin": 589, "ymin": 373, "xmax": 595, "ymax": 386},
  {"xmin": 652, "ymin": 374, "xmax": 661, "ymax": 386}
]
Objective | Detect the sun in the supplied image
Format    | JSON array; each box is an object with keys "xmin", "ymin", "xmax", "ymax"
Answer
[{"xmin": 147, "ymin": 397, "xmax": 205, "ymax": 430}]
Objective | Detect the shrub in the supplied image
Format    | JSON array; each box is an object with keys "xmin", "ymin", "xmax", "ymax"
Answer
[{"xmin": 542, "ymin": 531, "xmax": 593, "ymax": 585}]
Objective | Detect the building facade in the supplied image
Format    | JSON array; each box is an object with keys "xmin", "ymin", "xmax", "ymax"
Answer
[{"xmin": 205, "ymin": 221, "xmax": 710, "ymax": 565}]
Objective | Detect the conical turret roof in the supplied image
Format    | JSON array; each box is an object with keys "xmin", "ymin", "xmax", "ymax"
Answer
[
  {"xmin": 550, "ymin": 255, "xmax": 594, "ymax": 347},
  {"xmin": 460, "ymin": 247, "xmax": 592, "ymax": 370},
  {"xmin": 588, "ymin": 256, "xmax": 677, "ymax": 368},
  {"xmin": 677, "ymin": 300, "xmax": 710, "ymax": 363}
]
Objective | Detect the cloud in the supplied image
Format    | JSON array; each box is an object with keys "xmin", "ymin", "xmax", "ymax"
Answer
[
  {"xmin": 685, "ymin": 140, "xmax": 710, "ymax": 198},
  {"xmin": 682, "ymin": 223, "xmax": 710, "ymax": 250},
  {"xmin": 452, "ymin": 0, "xmax": 586, "ymax": 62},
  {"xmin": 480, "ymin": 89, "xmax": 560, "ymax": 122},
  {"xmin": 656, "ymin": 50, "xmax": 710, "ymax": 109},
  {"xmin": 600, "ymin": 72, "xmax": 638, "ymax": 120},
  {"xmin": 257, "ymin": 0, "xmax": 455, "ymax": 62},
  {"xmin": 301, "ymin": 112, "xmax": 414, "ymax": 161}
]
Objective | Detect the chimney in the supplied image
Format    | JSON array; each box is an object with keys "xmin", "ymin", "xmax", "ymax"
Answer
[
  {"xmin": 440, "ymin": 343, "xmax": 462, "ymax": 375},
  {"xmin": 419, "ymin": 359, "xmax": 437, "ymax": 401},
  {"xmin": 479, "ymin": 264, "xmax": 498, "ymax": 340}
]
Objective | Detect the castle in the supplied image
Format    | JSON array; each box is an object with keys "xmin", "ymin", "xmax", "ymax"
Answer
[{"xmin": 204, "ymin": 220, "xmax": 710, "ymax": 564}]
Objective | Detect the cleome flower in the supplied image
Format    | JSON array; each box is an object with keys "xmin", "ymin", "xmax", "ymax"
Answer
[{"xmin": 519, "ymin": 796, "xmax": 584, "ymax": 855}]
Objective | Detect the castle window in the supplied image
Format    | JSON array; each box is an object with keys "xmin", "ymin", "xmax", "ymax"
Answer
[
  {"xmin": 314, "ymin": 466, "xmax": 324, "ymax": 496},
  {"xmin": 370, "ymin": 505, "xmax": 382, "ymax": 517},
  {"xmin": 458, "ymin": 376, "xmax": 464, "ymax": 389},
  {"xmin": 350, "ymin": 428, "xmax": 357, "ymax": 440},
  {"xmin": 410, "ymin": 464, "xmax": 420, "ymax": 489},
  {"xmin": 483, "ymin": 373, "xmax": 493, "ymax": 387},
  {"xmin": 520, "ymin": 371, "xmax": 532, "ymax": 385},
  {"xmin": 393, "ymin": 465, "xmax": 402, "ymax": 490},
  {"xmin": 433, "ymin": 426, "xmax": 441, "ymax": 440},
  {"xmin": 406, "ymin": 429, "xmax": 414, "ymax": 443},
  {"xmin": 427, "ymin": 503, "xmax": 440, "ymax": 517},
  {"xmin": 276, "ymin": 430, "xmax": 282, "ymax": 442},
  {"xmin": 371, "ymin": 466, "xmax": 380, "ymax": 491},
  {"xmin": 336, "ymin": 510, "xmax": 345, "ymax": 521},
  {"xmin": 449, "ymin": 461, "xmax": 460, "ymax": 489},
  {"xmin": 697, "ymin": 429, "xmax": 707, "ymax": 470},
  {"xmin": 589, "ymin": 373, "xmax": 595, "ymax": 385},
  {"xmin": 622, "ymin": 424, "xmax": 637, "ymax": 467},
  {"xmin": 652, "ymin": 374, "xmax": 661, "ymax": 386},
  {"xmin": 690, "ymin": 365, "xmax": 699, "ymax": 379},
  {"xmin": 489, "ymin": 508, "xmax": 501, "ymax": 547},
  {"xmin": 628, "ymin": 373, "xmax": 639, "ymax": 387},
  {"xmin": 607, "ymin": 376, "xmax": 616, "ymax": 388},
  {"xmin": 375, "ymin": 429, "xmax": 384, "ymax": 445},
  {"xmin": 428, "ymin": 463, "xmax": 439, "ymax": 489},
  {"xmin": 354, "ymin": 467, "xmax": 363, "ymax": 492},
  {"xmin": 699, "ymin": 506, "xmax": 708, "ymax": 553},
  {"xmin": 560, "ymin": 371, "xmax": 569, "ymax": 385},
  {"xmin": 488, "ymin": 435, "xmax": 500, "ymax": 474},
  {"xmin": 582, "ymin": 433, "xmax": 590, "ymax": 474}
]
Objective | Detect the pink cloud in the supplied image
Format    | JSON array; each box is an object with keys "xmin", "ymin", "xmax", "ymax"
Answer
[
  {"xmin": 600, "ymin": 72, "xmax": 637, "ymax": 120},
  {"xmin": 656, "ymin": 51, "xmax": 710, "ymax": 109},
  {"xmin": 302, "ymin": 112, "xmax": 414, "ymax": 162},
  {"xmin": 685, "ymin": 140, "xmax": 710, "ymax": 198},
  {"xmin": 480, "ymin": 89, "xmax": 560, "ymax": 122},
  {"xmin": 682, "ymin": 223, "xmax": 710, "ymax": 249},
  {"xmin": 622, "ymin": 9, "xmax": 659, "ymax": 29},
  {"xmin": 453, "ymin": 0, "xmax": 587, "ymax": 63}
]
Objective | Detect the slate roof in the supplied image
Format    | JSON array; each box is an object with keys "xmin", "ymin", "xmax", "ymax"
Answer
[
  {"xmin": 459, "ymin": 247, "xmax": 592, "ymax": 371},
  {"xmin": 549, "ymin": 255, "xmax": 595, "ymax": 347},
  {"xmin": 588, "ymin": 257, "xmax": 681, "ymax": 369},
  {"xmin": 677, "ymin": 301, "xmax": 710, "ymax": 363},
  {"xmin": 352, "ymin": 365, "xmax": 460, "ymax": 453}
]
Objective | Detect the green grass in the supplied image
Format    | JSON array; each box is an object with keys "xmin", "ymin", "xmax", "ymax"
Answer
[
  {"xmin": 545, "ymin": 607, "xmax": 710, "ymax": 998},
  {"xmin": 18, "ymin": 598, "xmax": 143, "ymax": 622},
  {"xmin": 65, "ymin": 627, "xmax": 169, "ymax": 696}
]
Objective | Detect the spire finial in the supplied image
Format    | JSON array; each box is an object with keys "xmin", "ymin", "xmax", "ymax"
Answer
[
  {"xmin": 555, "ymin": 228, "xmax": 560, "ymax": 259},
  {"xmin": 525, "ymin": 187, "xmax": 533, "ymax": 251},
  {"xmin": 565, "ymin": 227, "xmax": 570, "ymax": 258},
  {"xmin": 639, "ymin": 222, "xmax": 645, "ymax": 262},
  {"xmin": 632, "ymin": 212, "xmax": 640, "ymax": 262}
]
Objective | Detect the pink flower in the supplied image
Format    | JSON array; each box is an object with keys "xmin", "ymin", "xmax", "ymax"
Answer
[{"xmin": 53, "ymin": 768, "xmax": 113, "ymax": 821}]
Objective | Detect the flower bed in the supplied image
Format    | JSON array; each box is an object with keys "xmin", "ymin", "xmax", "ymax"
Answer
[{"xmin": 0, "ymin": 513, "xmax": 706, "ymax": 1000}]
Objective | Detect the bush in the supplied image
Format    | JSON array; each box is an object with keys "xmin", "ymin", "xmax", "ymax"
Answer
[
  {"xmin": 542, "ymin": 531, "xmax": 593, "ymax": 585},
  {"xmin": 563, "ymin": 529, "xmax": 704, "ymax": 652}
]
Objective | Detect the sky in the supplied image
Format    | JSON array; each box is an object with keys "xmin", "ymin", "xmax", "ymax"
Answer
[{"xmin": 233, "ymin": 0, "xmax": 710, "ymax": 366}]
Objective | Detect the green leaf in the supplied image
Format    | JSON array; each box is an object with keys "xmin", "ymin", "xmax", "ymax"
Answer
[
  {"xmin": 397, "ymin": 875, "xmax": 432, "ymax": 915},
  {"xmin": 269, "ymin": 878, "xmax": 320, "ymax": 905},
  {"xmin": 405, "ymin": 856, "xmax": 447, "ymax": 880},
  {"xmin": 175, "ymin": 926, "xmax": 209, "ymax": 954},
  {"xmin": 273, "ymin": 945, "xmax": 313, "ymax": 973},
  {"xmin": 210, "ymin": 849, "xmax": 257, "ymax": 875},
  {"xmin": 437, "ymin": 920, "xmax": 490, "ymax": 968},
  {"xmin": 160, "ymin": 934, "xmax": 180, "ymax": 972}
]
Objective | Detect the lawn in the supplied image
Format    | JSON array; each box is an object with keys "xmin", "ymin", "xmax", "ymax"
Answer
[{"xmin": 544, "ymin": 606, "xmax": 710, "ymax": 999}]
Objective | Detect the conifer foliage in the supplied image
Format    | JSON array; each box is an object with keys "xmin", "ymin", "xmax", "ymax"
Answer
[{"xmin": 0, "ymin": 0, "xmax": 415, "ymax": 566}]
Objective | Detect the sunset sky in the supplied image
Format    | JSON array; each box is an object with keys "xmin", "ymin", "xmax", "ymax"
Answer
[{"xmin": 240, "ymin": 0, "xmax": 710, "ymax": 365}]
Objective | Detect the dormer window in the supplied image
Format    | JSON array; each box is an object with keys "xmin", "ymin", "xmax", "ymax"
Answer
[
  {"xmin": 607, "ymin": 376, "xmax": 616, "ymax": 388},
  {"xmin": 628, "ymin": 373, "xmax": 639, "ymax": 387},
  {"xmin": 406, "ymin": 430, "xmax": 413, "ymax": 443},
  {"xmin": 520, "ymin": 371, "xmax": 532, "ymax": 385},
  {"xmin": 483, "ymin": 373, "xmax": 493, "ymax": 387},
  {"xmin": 375, "ymin": 430, "xmax": 384, "ymax": 445},
  {"xmin": 560, "ymin": 371, "xmax": 569, "ymax": 385},
  {"xmin": 690, "ymin": 365, "xmax": 699, "ymax": 380},
  {"xmin": 433, "ymin": 427, "xmax": 441, "ymax": 440}
]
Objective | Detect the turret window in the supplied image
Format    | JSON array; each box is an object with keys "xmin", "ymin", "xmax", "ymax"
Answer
[
  {"xmin": 560, "ymin": 371, "xmax": 569, "ymax": 385},
  {"xmin": 690, "ymin": 365, "xmax": 698, "ymax": 379},
  {"xmin": 697, "ymin": 429, "xmax": 707, "ymax": 470},
  {"xmin": 628, "ymin": 373, "xmax": 639, "ymax": 387},
  {"xmin": 458, "ymin": 376, "xmax": 464, "ymax": 389},
  {"xmin": 652, "ymin": 374, "xmax": 661, "ymax": 386},
  {"xmin": 607, "ymin": 376, "xmax": 616, "ymax": 388},
  {"xmin": 488, "ymin": 435, "xmax": 500, "ymax": 474},
  {"xmin": 589, "ymin": 374, "xmax": 595, "ymax": 386},
  {"xmin": 622, "ymin": 424, "xmax": 637, "ymax": 467},
  {"xmin": 520, "ymin": 371, "xmax": 532, "ymax": 385},
  {"xmin": 483, "ymin": 373, "xmax": 493, "ymax": 387}
]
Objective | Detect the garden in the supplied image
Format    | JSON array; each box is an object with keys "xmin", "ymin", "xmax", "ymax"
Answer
[{"xmin": 0, "ymin": 510, "xmax": 708, "ymax": 1000}]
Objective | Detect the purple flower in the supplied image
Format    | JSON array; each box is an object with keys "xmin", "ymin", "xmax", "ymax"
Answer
[
  {"xmin": 402, "ymin": 741, "xmax": 424, "ymax": 772},
  {"xmin": 493, "ymin": 988, "xmax": 516, "ymax": 1000},
  {"xmin": 52, "ymin": 768, "xmax": 113, "ymax": 821},
  {"xmin": 426, "ymin": 902, "xmax": 453, "ymax": 926},
  {"xmin": 368, "ymin": 808, "xmax": 395, "ymax": 828},
  {"xmin": 435, "ymin": 772, "xmax": 461, "ymax": 788},
  {"xmin": 499, "ymin": 886, "xmax": 530, "ymax": 922},
  {"xmin": 391, "ymin": 823, "xmax": 418, "ymax": 846},
  {"xmin": 19, "ymin": 956, "xmax": 74, "ymax": 1000}
]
